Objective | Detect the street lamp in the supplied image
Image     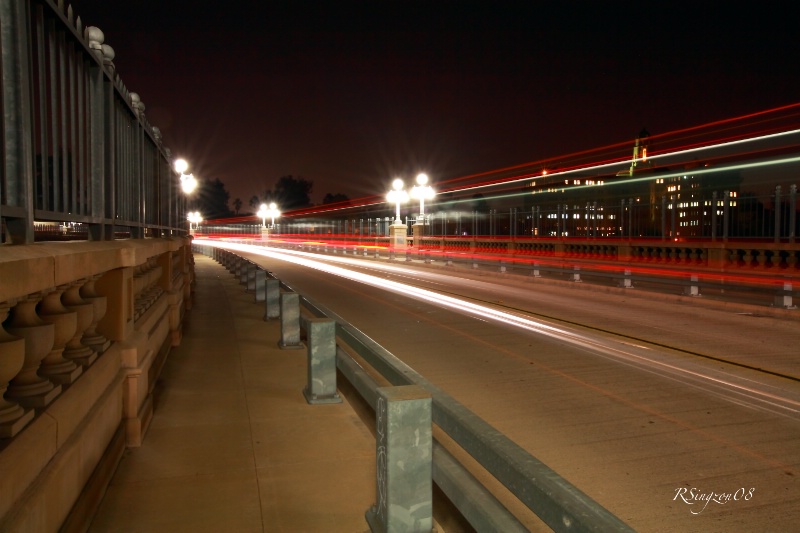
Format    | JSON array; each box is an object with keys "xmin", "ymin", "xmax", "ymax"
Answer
[
  {"xmin": 267, "ymin": 202, "xmax": 281, "ymax": 228},
  {"xmin": 411, "ymin": 172, "xmax": 435, "ymax": 223},
  {"xmin": 258, "ymin": 202, "xmax": 281, "ymax": 229},
  {"xmin": 174, "ymin": 158, "xmax": 197, "ymax": 194},
  {"xmin": 386, "ymin": 178, "xmax": 409, "ymax": 225},
  {"xmin": 187, "ymin": 211, "xmax": 202, "ymax": 231},
  {"xmin": 257, "ymin": 203, "xmax": 268, "ymax": 228}
]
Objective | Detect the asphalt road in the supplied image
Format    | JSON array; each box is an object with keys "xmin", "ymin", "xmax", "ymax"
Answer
[{"xmin": 224, "ymin": 243, "xmax": 800, "ymax": 532}]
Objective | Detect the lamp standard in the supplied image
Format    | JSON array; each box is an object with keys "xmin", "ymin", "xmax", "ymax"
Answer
[
  {"xmin": 386, "ymin": 178, "xmax": 409, "ymax": 225},
  {"xmin": 267, "ymin": 202, "xmax": 281, "ymax": 229},
  {"xmin": 411, "ymin": 173, "xmax": 435, "ymax": 223},
  {"xmin": 187, "ymin": 211, "xmax": 202, "ymax": 233},
  {"xmin": 174, "ymin": 158, "xmax": 197, "ymax": 194},
  {"xmin": 386, "ymin": 178, "xmax": 409, "ymax": 251},
  {"xmin": 175, "ymin": 158, "xmax": 199, "ymax": 236},
  {"xmin": 257, "ymin": 203, "xmax": 269, "ymax": 228}
]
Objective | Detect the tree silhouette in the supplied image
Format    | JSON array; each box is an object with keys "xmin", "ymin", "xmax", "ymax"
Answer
[
  {"xmin": 233, "ymin": 198, "xmax": 242, "ymax": 215},
  {"xmin": 248, "ymin": 195, "xmax": 261, "ymax": 210},
  {"xmin": 194, "ymin": 178, "xmax": 233, "ymax": 219},
  {"xmin": 273, "ymin": 175, "xmax": 313, "ymax": 210},
  {"xmin": 322, "ymin": 193, "xmax": 350, "ymax": 205}
]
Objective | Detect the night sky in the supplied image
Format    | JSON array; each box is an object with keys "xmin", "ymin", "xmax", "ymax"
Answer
[{"xmin": 70, "ymin": 1, "xmax": 800, "ymax": 208}]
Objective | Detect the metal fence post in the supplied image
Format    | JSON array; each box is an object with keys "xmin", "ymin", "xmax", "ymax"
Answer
[
  {"xmin": 572, "ymin": 265, "xmax": 582, "ymax": 282},
  {"xmin": 278, "ymin": 291, "xmax": 303, "ymax": 349},
  {"xmin": 366, "ymin": 385, "xmax": 433, "ymax": 533},
  {"xmin": 303, "ymin": 318, "xmax": 342, "ymax": 404}
]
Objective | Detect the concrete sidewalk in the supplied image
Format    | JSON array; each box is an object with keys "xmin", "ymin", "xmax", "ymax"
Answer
[{"xmin": 89, "ymin": 254, "xmax": 376, "ymax": 532}]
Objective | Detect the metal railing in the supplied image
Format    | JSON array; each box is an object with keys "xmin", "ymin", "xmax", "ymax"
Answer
[
  {"xmin": 1, "ymin": 0, "xmax": 187, "ymax": 244},
  {"xmin": 195, "ymin": 241, "xmax": 635, "ymax": 532}
]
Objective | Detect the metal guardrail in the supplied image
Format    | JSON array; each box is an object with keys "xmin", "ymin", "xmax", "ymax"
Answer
[
  {"xmin": 194, "ymin": 242, "xmax": 635, "ymax": 532},
  {"xmin": 1, "ymin": 0, "xmax": 187, "ymax": 244}
]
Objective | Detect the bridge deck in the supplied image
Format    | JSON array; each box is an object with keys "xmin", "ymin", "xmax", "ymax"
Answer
[{"xmin": 88, "ymin": 250, "xmax": 800, "ymax": 532}]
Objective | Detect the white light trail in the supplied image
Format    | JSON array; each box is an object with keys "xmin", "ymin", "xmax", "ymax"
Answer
[{"xmin": 201, "ymin": 240, "xmax": 800, "ymax": 418}]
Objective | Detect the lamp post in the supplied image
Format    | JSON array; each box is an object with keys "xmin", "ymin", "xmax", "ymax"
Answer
[
  {"xmin": 411, "ymin": 172, "xmax": 435, "ymax": 223},
  {"xmin": 411, "ymin": 173, "xmax": 434, "ymax": 243},
  {"xmin": 174, "ymin": 158, "xmax": 197, "ymax": 194},
  {"xmin": 257, "ymin": 202, "xmax": 280, "ymax": 240},
  {"xmin": 176, "ymin": 158, "xmax": 199, "ymax": 236},
  {"xmin": 386, "ymin": 178, "xmax": 409, "ymax": 225},
  {"xmin": 267, "ymin": 202, "xmax": 281, "ymax": 229},
  {"xmin": 187, "ymin": 211, "xmax": 202, "ymax": 234},
  {"xmin": 257, "ymin": 203, "xmax": 269, "ymax": 228},
  {"xmin": 386, "ymin": 178, "xmax": 409, "ymax": 251}
]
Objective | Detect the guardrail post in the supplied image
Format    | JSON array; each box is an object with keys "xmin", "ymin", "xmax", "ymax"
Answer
[
  {"xmin": 621, "ymin": 268, "xmax": 633, "ymax": 288},
  {"xmin": 366, "ymin": 385, "xmax": 433, "ymax": 533},
  {"xmin": 264, "ymin": 278, "xmax": 281, "ymax": 320},
  {"xmin": 775, "ymin": 279, "xmax": 796, "ymax": 309},
  {"xmin": 499, "ymin": 260, "xmax": 506, "ymax": 273},
  {"xmin": 572, "ymin": 265, "xmax": 582, "ymax": 282},
  {"xmin": 278, "ymin": 291, "xmax": 303, "ymax": 349},
  {"xmin": 445, "ymin": 253, "xmax": 453, "ymax": 267},
  {"xmin": 246, "ymin": 262, "xmax": 257, "ymax": 292},
  {"xmin": 685, "ymin": 274, "xmax": 700, "ymax": 297},
  {"xmin": 239, "ymin": 260, "xmax": 249, "ymax": 285},
  {"xmin": 532, "ymin": 262, "xmax": 541, "ymax": 278},
  {"xmin": 302, "ymin": 319, "xmax": 342, "ymax": 404},
  {"xmin": 254, "ymin": 269, "xmax": 267, "ymax": 302},
  {"xmin": 424, "ymin": 251, "xmax": 431, "ymax": 264}
]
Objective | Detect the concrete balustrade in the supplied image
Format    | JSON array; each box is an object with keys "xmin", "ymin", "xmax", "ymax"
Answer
[
  {"xmin": 78, "ymin": 275, "xmax": 111, "ymax": 355},
  {"xmin": 4, "ymin": 294, "xmax": 60, "ymax": 408},
  {"xmin": 62, "ymin": 281, "xmax": 99, "ymax": 367},
  {"xmin": 0, "ymin": 237, "xmax": 192, "ymax": 532},
  {"xmin": 37, "ymin": 286, "xmax": 82, "ymax": 385},
  {"xmin": 0, "ymin": 303, "xmax": 33, "ymax": 438}
]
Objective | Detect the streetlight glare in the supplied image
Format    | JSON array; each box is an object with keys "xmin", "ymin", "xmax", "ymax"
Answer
[
  {"xmin": 181, "ymin": 173, "xmax": 197, "ymax": 194},
  {"xmin": 392, "ymin": 178, "xmax": 404, "ymax": 190},
  {"xmin": 416, "ymin": 173, "xmax": 428, "ymax": 186},
  {"xmin": 174, "ymin": 158, "xmax": 188, "ymax": 174}
]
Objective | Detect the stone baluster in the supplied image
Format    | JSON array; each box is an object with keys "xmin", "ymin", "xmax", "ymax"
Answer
[
  {"xmin": 38, "ymin": 286, "xmax": 82, "ymax": 385},
  {"xmin": 5, "ymin": 294, "xmax": 61, "ymax": 408},
  {"xmin": 0, "ymin": 301, "xmax": 34, "ymax": 437},
  {"xmin": 79, "ymin": 274, "xmax": 111, "ymax": 354},
  {"xmin": 62, "ymin": 281, "xmax": 98, "ymax": 367}
]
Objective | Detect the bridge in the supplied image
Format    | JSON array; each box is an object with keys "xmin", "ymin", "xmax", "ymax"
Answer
[{"xmin": 2, "ymin": 1, "xmax": 799, "ymax": 532}]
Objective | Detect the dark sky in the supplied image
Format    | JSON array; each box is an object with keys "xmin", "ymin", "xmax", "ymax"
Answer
[{"xmin": 71, "ymin": 1, "xmax": 800, "ymax": 207}]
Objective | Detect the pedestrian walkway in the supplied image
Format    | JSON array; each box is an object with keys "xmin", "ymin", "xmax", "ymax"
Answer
[{"xmin": 89, "ymin": 254, "xmax": 376, "ymax": 532}]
